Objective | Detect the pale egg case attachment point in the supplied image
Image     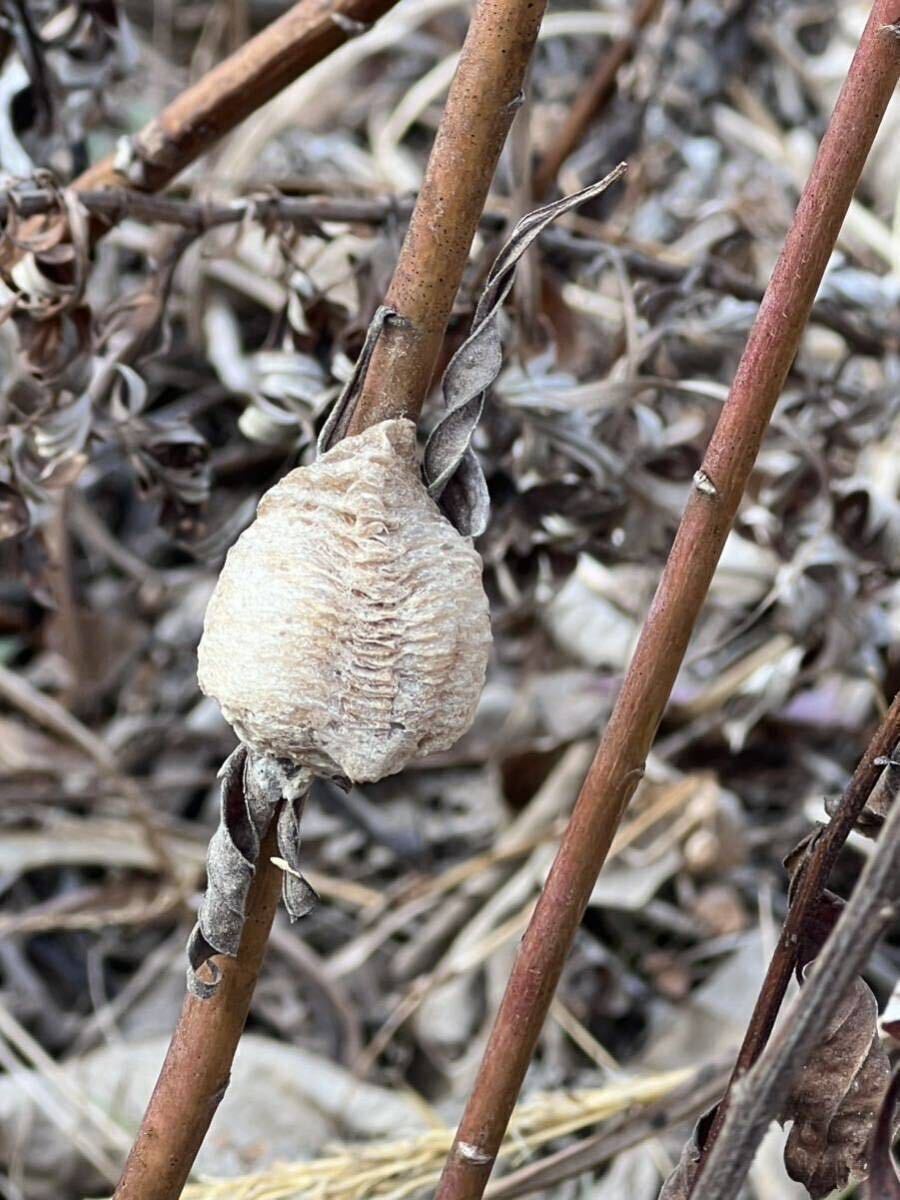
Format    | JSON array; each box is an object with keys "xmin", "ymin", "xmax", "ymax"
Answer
[{"xmin": 197, "ymin": 418, "xmax": 492, "ymax": 783}]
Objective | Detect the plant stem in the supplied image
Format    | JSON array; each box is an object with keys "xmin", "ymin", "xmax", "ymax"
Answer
[
  {"xmin": 346, "ymin": 0, "xmax": 550, "ymax": 434},
  {"xmin": 434, "ymin": 7, "xmax": 900, "ymax": 1199},
  {"xmin": 532, "ymin": 0, "xmax": 662, "ymax": 198},
  {"xmin": 76, "ymin": 0, "xmax": 401, "ymax": 197},
  {"xmin": 693, "ymin": 743, "xmax": 900, "ymax": 1200},
  {"xmin": 112, "ymin": 820, "xmax": 283, "ymax": 1200},
  {"xmin": 111, "ymin": 4, "xmax": 551, "ymax": 1193},
  {"xmin": 697, "ymin": 692, "xmax": 900, "ymax": 1167}
]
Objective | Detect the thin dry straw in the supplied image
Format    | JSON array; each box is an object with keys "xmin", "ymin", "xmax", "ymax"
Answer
[{"xmin": 180, "ymin": 1068, "xmax": 691, "ymax": 1200}]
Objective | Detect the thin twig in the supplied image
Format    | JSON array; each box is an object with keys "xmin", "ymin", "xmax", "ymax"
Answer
[
  {"xmin": 698, "ymin": 692, "xmax": 900, "ymax": 1166},
  {"xmin": 433, "ymin": 7, "xmax": 900, "ymax": 1199},
  {"xmin": 533, "ymin": 0, "xmax": 663, "ymax": 198},
  {"xmin": 0, "ymin": 0, "xmax": 403, "ymax": 279},
  {"xmin": 693, "ymin": 743, "xmax": 900, "ymax": 1199},
  {"xmin": 3, "ymin": 185, "xmax": 891, "ymax": 356},
  {"xmin": 0, "ymin": 187, "xmax": 413, "ymax": 229}
]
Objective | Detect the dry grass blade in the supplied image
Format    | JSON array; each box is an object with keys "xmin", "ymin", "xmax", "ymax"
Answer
[{"xmin": 179, "ymin": 1068, "xmax": 693, "ymax": 1200}]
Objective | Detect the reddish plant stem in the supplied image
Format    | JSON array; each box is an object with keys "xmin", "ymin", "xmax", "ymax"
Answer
[
  {"xmin": 696, "ymin": 695, "xmax": 900, "ymax": 1170},
  {"xmin": 112, "ymin": 820, "xmax": 283, "ymax": 1200},
  {"xmin": 533, "ymin": 0, "xmax": 663, "ymax": 198},
  {"xmin": 346, "ymin": 0, "xmax": 550, "ymax": 434},
  {"xmin": 435, "ymin": 7, "xmax": 900, "ymax": 1199}
]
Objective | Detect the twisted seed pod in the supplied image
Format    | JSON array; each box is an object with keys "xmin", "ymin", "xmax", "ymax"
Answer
[{"xmin": 198, "ymin": 418, "xmax": 491, "ymax": 782}]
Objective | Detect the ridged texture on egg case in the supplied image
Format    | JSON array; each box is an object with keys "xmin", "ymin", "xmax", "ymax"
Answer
[{"xmin": 197, "ymin": 419, "xmax": 491, "ymax": 782}]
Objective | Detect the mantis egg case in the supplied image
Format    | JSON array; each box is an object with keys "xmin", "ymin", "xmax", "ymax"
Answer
[{"xmin": 197, "ymin": 418, "xmax": 491, "ymax": 783}]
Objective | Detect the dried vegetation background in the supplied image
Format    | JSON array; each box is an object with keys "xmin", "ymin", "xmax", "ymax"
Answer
[{"xmin": 1, "ymin": 1, "xmax": 899, "ymax": 1198}]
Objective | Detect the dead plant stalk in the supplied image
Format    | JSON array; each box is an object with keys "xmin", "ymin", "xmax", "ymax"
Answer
[
  {"xmin": 112, "ymin": 1, "xmax": 548, "ymax": 1196},
  {"xmin": 694, "ymin": 732, "xmax": 900, "ymax": 1198},
  {"xmin": 434, "ymin": 6, "xmax": 900, "ymax": 1199},
  {"xmin": 697, "ymin": 690, "xmax": 900, "ymax": 1168}
]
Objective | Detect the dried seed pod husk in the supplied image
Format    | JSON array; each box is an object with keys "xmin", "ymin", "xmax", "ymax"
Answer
[{"xmin": 198, "ymin": 418, "xmax": 491, "ymax": 782}]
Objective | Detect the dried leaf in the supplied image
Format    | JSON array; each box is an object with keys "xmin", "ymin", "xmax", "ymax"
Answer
[
  {"xmin": 826, "ymin": 749, "xmax": 900, "ymax": 839},
  {"xmin": 187, "ymin": 747, "xmax": 315, "ymax": 999},
  {"xmin": 868, "ymin": 1065, "xmax": 900, "ymax": 1198},
  {"xmin": 317, "ymin": 305, "xmax": 396, "ymax": 453},
  {"xmin": 0, "ymin": 479, "xmax": 29, "ymax": 540},
  {"xmin": 782, "ymin": 972, "xmax": 891, "ymax": 1198},
  {"xmin": 3, "ymin": 187, "xmax": 90, "ymax": 319},
  {"xmin": 118, "ymin": 416, "xmax": 211, "ymax": 514},
  {"xmin": 423, "ymin": 164, "xmax": 626, "ymax": 536},
  {"xmin": 658, "ymin": 1107, "xmax": 717, "ymax": 1199}
]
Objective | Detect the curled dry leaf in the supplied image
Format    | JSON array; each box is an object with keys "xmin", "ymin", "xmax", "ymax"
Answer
[
  {"xmin": 1, "ymin": 185, "xmax": 91, "ymax": 318},
  {"xmin": 187, "ymin": 746, "xmax": 316, "ymax": 999},
  {"xmin": 781, "ymin": 971, "xmax": 890, "ymax": 1198},
  {"xmin": 657, "ymin": 1107, "xmax": 717, "ymax": 1200},
  {"xmin": 1, "ymin": 1, "xmax": 136, "ymax": 179},
  {"xmin": 423, "ymin": 165, "xmax": 627, "ymax": 536},
  {"xmin": 198, "ymin": 418, "xmax": 491, "ymax": 783},
  {"xmin": 868, "ymin": 1064, "xmax": 900, "ymax": 1198},
  {"xmin": 0, "ymin": 480, "xmax": 29, "ymax": 541},
  {"xmin": 826, "ymin": 746, "xmax": 900, "ymax": 839},
  {"xmin": 776, "ymin": 827, "xmax": 891, "ymax": 1195}
]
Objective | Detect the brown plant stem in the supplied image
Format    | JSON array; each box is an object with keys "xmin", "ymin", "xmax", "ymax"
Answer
[
  {"xmin": 697, "ymin": 693, "xmax": 900, "ymax": 1169},
  {"xmin": 434, "ymin": 7, "xmax": 900, "ymax": 1200},
  {"xmin": 533, "ymin": 0, "xmax": 663, "ymax": 198},
  {"xmin": 75, "ymin": 0, "xmax": 401, "ymax": 197},
  {"xmin": 112, "ymin": 5, "xmax": 551, "ymax": 1195},
  {"xmin": 693, "ymin": 744, "xmax": 900, "ymax": 1200},
  {"xmin": 112, "ymin": 819, "xmax": 283, "ymax": 1200},
  {"xmin": 346, "ymin": 0, "xmax": 550, "ymax": 434}
]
